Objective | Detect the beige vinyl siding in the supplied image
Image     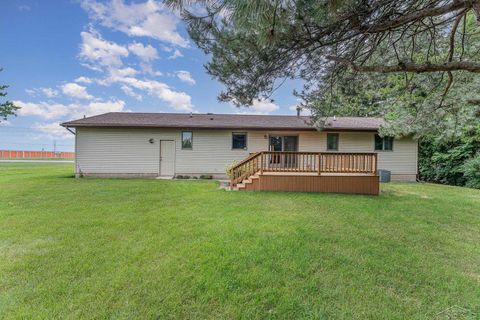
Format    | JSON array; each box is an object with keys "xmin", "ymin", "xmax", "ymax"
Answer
[
  {"xmin": 176, "ymin": 130, "xmax": 253, "ymax": 174},
  {"xmin": 334, "ymin": 132, "xmax": 373, "ymax": 151},
  {"xmin": 376, "ymin": 137, "xmax": 418, "ymax": 175},
  {"xmin": 76, "ymin": 128, "xmax": 263, "ymax": 176},
  {"xmin": 298, "ymin": 131, "xmax": 325, "ymax": 151},
  {"xmin": 76, "ymin": 128, "xmax": 164, "ymax": 175},
  {"xmin": 76, "ymin": 127, "xmax": 417, "ymax": 179}
]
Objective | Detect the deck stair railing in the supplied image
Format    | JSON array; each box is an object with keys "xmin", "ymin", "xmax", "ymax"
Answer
[
  {"xmin": 229, "ymin": 151, "xmax": 378, "ymax": 187},
  {"xmin": 229, "ymin": 152, "xmax": 263, "ymax": 186}
]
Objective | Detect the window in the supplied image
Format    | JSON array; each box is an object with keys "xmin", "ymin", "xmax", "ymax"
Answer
[
  {"xmin": 327, "ymin": 133, "xmax": 339, "ymax": 151},
  {"xmin": 374, "ymin": 134, "xmax": 394, "ymax": 151},
  {"xmin": 374, "ymin": 134, "xmax": 383, "ymax": 150},
  {"xmin": 182, "ymin": 131, "xmax": 193, "ymax": 149},
  {"xmin": 384, "ymin": 136, "xmax": 394, "ymax": 151},
  {"xmin": 232, "ymin": 132, "xmax": 247, "ymax": 149}
]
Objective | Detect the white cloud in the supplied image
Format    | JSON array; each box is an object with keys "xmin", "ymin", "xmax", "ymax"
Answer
[
  {"xmin": 25, "ymin": 89, "xmax": 36, "ymax": 96},
  {"xmin": 161, "ymin": 45, "xmax": 173, "ymax": 52},
  {"xmin": 91, "ymin": 66, "xmax": 194, "ymax": 111},
  {"xmin": 87, "ymin": 100, "xmax": 126, "ymax": 114},
  {"xmin": 25, "ymin": 87, "xmax": 59, "ymax": 98},
  {"xmin": 250, "ymin": 98, "xmax": 280, "ymax": 114},
  {"xmin": 73, "ymin": 61, "xmax": 192, "ymax": 111},
  {"xmin": 61, "ymin": 83, "xmax": 94, "ymax": 100},
  {"xmin": 74, "ymin": 76, "xmax": 93, "ymax": 84},
  {"xmin": 79, "ymin": 29, "xmax": 129, "ymax": 68},
  {"xmin": 73, "ymin": 25, "xmax": 193, "ymax": 112},
  {"xmin": 168, "ymin": 49, "xmax": 183, "ymax": 59},
  {"xmin": 140, "ymin": 63, "xmax": 163, "ymax": 76},
  {"xmin": 0, "ymin": 120, "xmax": 11, "ymax": 126},
  {"xmin": 110, "ymin": 76, "xmax": 193, "ymax": 111},
  {"xmin": 14, "ymin": 99, "xmax": 126, "ymax": 120},
  {"xmin": 41, "ymin": 88, "xmax": 59, "ymax": 98},
  {"xmin": 32, "ymin": 122, "xmax": 74, "ymax": 140},
  {"xmin": 16, "ymin": 101, "xmax": 70, "ymax": 119},
  {"xmin": 175, "ymin": 70, "xmax": 195, "ymax": 85},
  {"xmin": 95, "ymin": 67, "xmax": 138, "ymax": 85},
  {"xmin": 128, "ymin": 42, "xmax": 158, "ymax": 61},
  {"xmin": 81, "ymin": 0, "xmax": 188, "ymax": 47},
  {"xmin": 109, "ymin": 67, "xmax": 138, "ymax": 78},
  {"xmin": 121, "ymin": 85, "xmax": 143, "ymax": 101}
]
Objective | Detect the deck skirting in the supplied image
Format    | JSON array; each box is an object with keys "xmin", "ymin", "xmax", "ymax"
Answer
[{"xmin": 243, "ymin": 174, "xmax": 379, "ymax": 195}]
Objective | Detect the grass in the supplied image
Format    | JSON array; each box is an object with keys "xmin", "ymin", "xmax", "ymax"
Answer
[{"xmin": 0, "ymin": 163, "xmax": 479, "ymax": 319}]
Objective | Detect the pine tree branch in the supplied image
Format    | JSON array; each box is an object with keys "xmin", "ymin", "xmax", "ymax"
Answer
[
  {"xmin": 326, "ymin": 56, "xmax": 480, "ymax": 73},
  {"xmin": 365, "ymin": 0, "xmax": 473, "ymax": 33}
]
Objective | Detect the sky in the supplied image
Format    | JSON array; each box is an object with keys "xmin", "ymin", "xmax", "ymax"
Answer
[{"xmin": 0, "ymin": 0, "xmax": 304, "ymax": 152}]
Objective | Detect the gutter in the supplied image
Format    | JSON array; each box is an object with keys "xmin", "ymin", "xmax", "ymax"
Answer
[{"xmin": 58, "ymin": 124, "xmax": 380, "ymax": 132}]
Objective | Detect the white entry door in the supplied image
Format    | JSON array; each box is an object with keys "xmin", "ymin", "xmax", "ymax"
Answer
[{"xmin": 160, "ymin": 140, "xmax": 175, "ymax": 176}]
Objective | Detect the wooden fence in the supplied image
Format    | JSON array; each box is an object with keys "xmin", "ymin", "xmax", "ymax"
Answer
[{"xmin": 0, "ymin": 150, "xmax": 75, "ymax": 159}]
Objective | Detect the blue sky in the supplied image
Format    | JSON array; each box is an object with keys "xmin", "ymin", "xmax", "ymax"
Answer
[{"xmin": 0, "ymin": 0, "xmax": 303, "ymax": 152}]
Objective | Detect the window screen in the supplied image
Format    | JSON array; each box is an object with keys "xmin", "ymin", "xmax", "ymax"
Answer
[
  {"xmin": 374, "ymin": 134, "xmax": 384, "ymax": 150},
  {"xmin": 232, "ymin": 133, "xmax": 247, "ymax": 149},
  {"xmin": 327, "ymin": 133, "xmax": 339, "ymax": 151},
  {"xmin": 374, "ymin": 134, "xmax": 394, "ymax": 151},
  {"xmin": 384, "ymin": 137, "xmax": 394, "ymax": 151},
  {"xmin": 182, "ymin": 131, "xmax": 193, "ymax": 149}
]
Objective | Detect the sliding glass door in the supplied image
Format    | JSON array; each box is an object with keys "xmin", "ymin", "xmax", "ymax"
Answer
[
  {"xmin": 283, "ymin": 136, "xmax": 297, "ymax": 152},
  {"xmin": 269, "ymin": 135, "xmax": 298, "ymax": 166},
  {"xmin": 269, "ymin": 135, "xmax": 298, "ymax": 151},
  {"xmin": 269, "ymin": 136, "xmax": 283, "ymax": 152}
]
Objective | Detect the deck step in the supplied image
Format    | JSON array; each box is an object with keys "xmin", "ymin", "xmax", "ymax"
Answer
[{"xmin": 232, "ymin": 172, "xmax": 261, "ymax": 191}]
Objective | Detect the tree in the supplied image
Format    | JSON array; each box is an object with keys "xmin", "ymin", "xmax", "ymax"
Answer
[
  {"xmin": 169, "ymin": 0, "xmax": 480, "ymax": 132},
  {"xmin": 0, "ymin": 69, "xmax": 19, "ymax": 122},
  {"xmin": 169, "ymin": 0, "xmax": 480, "ymax": 188}
]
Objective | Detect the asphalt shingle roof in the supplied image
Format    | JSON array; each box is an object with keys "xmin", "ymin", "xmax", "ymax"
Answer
[{"xmin": 61, "ymin": 112, "xmax": 383, "ymax": 131}]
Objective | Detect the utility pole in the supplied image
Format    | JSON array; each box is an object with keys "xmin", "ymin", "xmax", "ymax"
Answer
[{"xmin": 53, "ymin": 140, "xmax": 56, "ymax": 156}]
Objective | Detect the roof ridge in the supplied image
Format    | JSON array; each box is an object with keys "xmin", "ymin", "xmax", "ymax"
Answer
[
  {"xmin": 105, "ymin": 112, "xmax": 382, "ymax": 119},
  {"xmin": 106, "ymin": 112, "xmax": 310, "ymax": 117}
]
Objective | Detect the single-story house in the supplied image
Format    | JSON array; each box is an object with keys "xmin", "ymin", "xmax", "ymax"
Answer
[{"xmin": 61, "ymin": 112, "xmax": 417, "ymax": 185}]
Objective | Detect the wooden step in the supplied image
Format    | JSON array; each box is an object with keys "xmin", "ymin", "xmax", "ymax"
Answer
[
  {"xmin": 243, "ymin": 174, "xmax": 259, "ymax": 184},
  {"xmin": 233, "ymin": 173, "xmax": 261, "ymax": 191}
]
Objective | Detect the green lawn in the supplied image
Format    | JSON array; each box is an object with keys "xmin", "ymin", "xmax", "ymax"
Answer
[{"xmin": 1, "ymin": 163, "xmax": 479, "ymax": 319}]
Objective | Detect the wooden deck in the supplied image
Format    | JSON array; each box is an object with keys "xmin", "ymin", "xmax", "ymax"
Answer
[
  {"xmin": 241, "ymin": 173, "xmax": 379, "ymax": 195},
  {"xmin": 230, "ymin": 152, "xmax": 379, "ymax": 195},
  {"xmin": 262, "ymin": 171, "xmax": 375, "ymax": 176}
]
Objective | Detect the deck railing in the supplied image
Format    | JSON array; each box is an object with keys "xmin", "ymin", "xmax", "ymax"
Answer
[
  {"xmin": 320, "ymin": 153, "xmax": 378, "ymax": 173},
  {"xmin": 229, "ymin": 152, "xmax": 263, "ymax": 186},
  {"xmin": 229, "ymin": 151, "xmax": 378, "ymax": 187}
]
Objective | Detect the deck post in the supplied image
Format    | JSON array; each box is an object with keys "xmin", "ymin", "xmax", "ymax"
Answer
[
  {"xmin": 260, "ymin": 152, "xmax": 264, "ymax": 174},
  {"xmin": 317, "ymin": 152, "xmax": 321, "ymax": 176},
  {"xmin": 373, "ymin": 153, "xmax": 378, "ymax": 174}
]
